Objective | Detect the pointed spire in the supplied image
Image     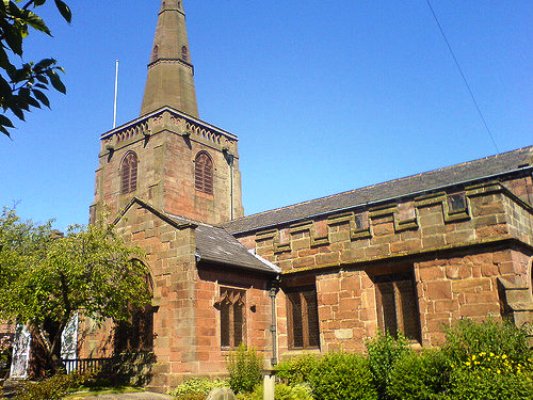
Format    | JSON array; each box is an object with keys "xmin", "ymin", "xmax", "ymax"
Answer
[{"xmin": 140, "ymin": 0, "xmax": 199, "ymax": 117}]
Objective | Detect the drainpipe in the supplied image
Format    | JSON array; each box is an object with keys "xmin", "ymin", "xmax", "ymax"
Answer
[
  {"xmin": 223, "ymin": 148, "xmax": 235, "ymax": 220},
  {"xmin": 269, "ymin": 276, "xmax": 280, "ymax": 366}
]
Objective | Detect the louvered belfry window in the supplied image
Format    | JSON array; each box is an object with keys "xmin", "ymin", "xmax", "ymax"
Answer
[
  {"xmin": 287, "ymin": 287, "xmax": 320, "ymax": 349},
  {"xmin": 120, "ymin": 151, "xmax": 138, "ymax": 194},
  {"xmin": 374, "ymin": 272, "xmax": 421, "ymax": 341},
  {"xmin": 218, "ymin": 288, "xmax": 245, "ymax": 348},
  {"xmin": 194, "ymin": 152, "xmax": 213, "ymax": 194}
]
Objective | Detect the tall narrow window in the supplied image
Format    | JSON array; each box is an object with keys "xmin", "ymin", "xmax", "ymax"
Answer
[
  {"xmin": 194, "ymin": 152, "xmax": 213, "ymax": 194},
  {"xmin": 286, "ymin": 287, "xmax": 320, "ymax": 349},
  {"xmin": 217, "ymin": 288, "xmax": 245, "ymax": 349},
  {"xmin": 374, "ymin": 272, "xmax": 421, "ymax": 342},
  {"xmin": 114, "ymin": 305, "xmax": 154, "ymax": 353},
  {"xmin": 120, "ymin": 151, "xmax": 138, "ymax": 194}
]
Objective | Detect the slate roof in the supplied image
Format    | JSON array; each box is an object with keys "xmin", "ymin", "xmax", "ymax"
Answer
[
  {"xmin": 194, "ymin": 224, "xmax": 278, "ymax": 274},
  {"xmin": 165, "ymin": 213, "xmax": 278, "ymax": 274},
  {"xmin": 225, "ymin": 146, "xmax": 533, "ymax": 235}
]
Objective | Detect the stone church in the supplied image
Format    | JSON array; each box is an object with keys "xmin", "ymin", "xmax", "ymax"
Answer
[{"xmin": 76, "ymin": 0, "xmax": 532, "ymax": 390}]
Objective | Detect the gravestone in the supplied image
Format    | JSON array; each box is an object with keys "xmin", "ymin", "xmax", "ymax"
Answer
[
  {"xmin": 206, "ymin": 387, "xmax": 236, "ymax": 400},
  {"xmin": 9, "ymin": 324, "xmax": 31, "ymax": 379}
]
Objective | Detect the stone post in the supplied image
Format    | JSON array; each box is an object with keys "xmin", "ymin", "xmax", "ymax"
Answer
[{"xmin": 263, "ymin": 368, "xmax": 275, "ymax": 400}]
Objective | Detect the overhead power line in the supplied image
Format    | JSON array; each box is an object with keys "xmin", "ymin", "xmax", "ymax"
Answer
[{"xmin": 425, "ymin": 0, "xmax": 500, "ymax": 153}]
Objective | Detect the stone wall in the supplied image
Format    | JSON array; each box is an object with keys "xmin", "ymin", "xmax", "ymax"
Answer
[
  {"xmin": 92, "ymin": 109, "xmax": 243, "ymax": 226},
  {"xmin": 236, "ymin": 177, "xmax": 532, "ymax": 357},
  {"xmin": 239, "ymin": 179, "xmax": 531, "ymax": 274}
]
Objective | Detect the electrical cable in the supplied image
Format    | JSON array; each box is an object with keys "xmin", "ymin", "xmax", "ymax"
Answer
[{"xmin": 425, "ymin": 0, "xmax": 500, "ymax": 153}]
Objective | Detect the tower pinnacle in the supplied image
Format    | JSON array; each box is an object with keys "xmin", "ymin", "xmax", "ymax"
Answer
[{"xmin": 140, "ymin": 0, "xmax": 199, "ymax": 117}]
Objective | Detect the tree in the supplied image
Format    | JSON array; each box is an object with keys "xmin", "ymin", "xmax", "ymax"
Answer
[
  {"xmin": 0, "ymin": 208, "xmax": 151, "ymax": 375},
  {"xmin": 0, "ymin": 0, "xmax": 71, "ymax": 138}
]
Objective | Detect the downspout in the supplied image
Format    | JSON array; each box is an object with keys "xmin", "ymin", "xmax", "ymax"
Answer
[
  {"xmin": 269, "ymin": 276, "xmax": 280, "ymax": 366},
  {"xmin": 223, "ymin": 148, "xmax": 235, "ymax": 220}
]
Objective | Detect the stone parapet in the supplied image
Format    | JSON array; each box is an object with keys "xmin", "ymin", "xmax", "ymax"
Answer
[{"xmin": 240, "ymin": 180, "xmax": 532, "ymax": 273}]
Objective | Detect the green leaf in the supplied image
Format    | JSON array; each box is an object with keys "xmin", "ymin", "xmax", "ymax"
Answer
[
  {"xmin": 47, "ymin": 70, "xmax": 65, "ymax": 94},
  {"xmin": 0, "ymin": 124, "xmax": 11, "ymax": 138},
  {"xmin": 0, "ymin": 114, "xmax": 15, "ymax": 128},
  {"xmin": 54, "ymin": 0, "xmax": 71, "ymax": 23},
  {"xmin": 2, "ymin": 23, "xmax": 24, "ymax": 56},
  {"xmin": 35, "ymin": 58, "xmax": 56, "ymax": 70},
  {"xmin": 32, "ymin": 88, "xmax": 49, "ymax": 108},
  {"xmin": 24, "ymin": 11, "xmax": 51, "ymax": 35},
  {"xmin": 10, "ymin": 104, "xmax": 25, "ymax": 120}
]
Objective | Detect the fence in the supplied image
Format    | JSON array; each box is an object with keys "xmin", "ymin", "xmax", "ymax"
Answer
[{"xmin": 62, "ymin": 357, "xmax": 113, "ymax": 374}]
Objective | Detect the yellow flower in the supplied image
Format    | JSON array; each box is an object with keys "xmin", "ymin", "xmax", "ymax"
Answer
[
  {"xmin": 465, "ymin": 361, "xmax": 471, "ymax": 367},
  {"xmin": 497, "ymin": 369, "xmax": 501, "ymax": 374},
  {"xmin": 501, "ymin": 354, "xmax": 507, "ymax": 360}
]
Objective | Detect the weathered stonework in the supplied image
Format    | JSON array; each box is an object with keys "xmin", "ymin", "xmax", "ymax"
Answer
[{"xmin": 91, "ymin": 108, "xmax": 243, "ymax": 226}]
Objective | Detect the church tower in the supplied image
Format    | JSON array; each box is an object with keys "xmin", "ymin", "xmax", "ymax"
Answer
[{"xmin": 91, "ymin": 0, "xmax": 244, "ymax": 225}]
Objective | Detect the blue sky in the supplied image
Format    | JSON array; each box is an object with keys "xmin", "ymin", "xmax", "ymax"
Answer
[{"xmin": 0, "ymin": 0, "xmax": 531, "ymax": 229}]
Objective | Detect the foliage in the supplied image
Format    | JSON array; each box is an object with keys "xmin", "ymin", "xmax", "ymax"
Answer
[
  {"xmin": 227, "ymin": 344, "xmax": 263, "ymax": 394},
  {"xmin": 445, "ymin": 358, "xmax": 533, "ymax": 400},
  {"xmin": 0, "ymin": 333, "xmax": 13, "ymax": 377},
  {"xmin": 275, "ymin": 354, "xmax": 320, "ymax": 386},
  {"xmin": 443, "ymin": 318, "xmax": 531, "ymax": 367},
  {"xmin": 387, "ymin": 350, "xmax": 450, "ymax": 400},
  {"xmin": 0, "ymin": 208, "xmax": 150, "ymax": 374},
  {"xmin": 13, "ymin": 372, "xmax": 83, "ymax": 400},
  {"xmin": 237, "ymin": 383, "xmax": 313, "ymax": 400},
  {"xmin": 308, "ymin": 352, "xmax": 377, "ymax": 400},
  {"xmin": 0, "ymin": 0, "xmax": 71, "ymax": 138},
  {"xmin": 365, "ymin": 332, "xmax": 411, "ymax": 400},
  {"xmin": 168, "ymin": 377, "xmax": 227, "ymax": 400}
]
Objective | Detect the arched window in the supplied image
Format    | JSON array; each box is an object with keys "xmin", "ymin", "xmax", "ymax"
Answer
[
  {"xmin": 121, "ymin": 151, "xmax": 138, "ymax": 194},
  {"xmin": 114, "ymin": 272, "xmax": 155, "ymax": 353},
  {"xmin": 181, "ymin": 46, "xmax": 189, "ymax": 62},
  {"xmin": 195, "ymin": 152, "xmax": 213, "ymax": 194}
]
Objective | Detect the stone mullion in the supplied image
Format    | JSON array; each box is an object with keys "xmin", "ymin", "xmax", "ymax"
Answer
[{"xmin": 301, "ymin": 292, "xmax": 310, "ymax": 349}]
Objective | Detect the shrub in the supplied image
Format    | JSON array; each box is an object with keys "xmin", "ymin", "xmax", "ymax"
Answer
[
  {"xmin": 443, "ymin": 319, "xmax": 531, "ymax": 366},
  {"xmin": 308, "ymin": 352, "xmax": 377, "ymax": 400},
  {"xmin": 366, "ymin": 332, "xmax": 411, "ymax": 399},
  {"xmin": 14, "ymin": 373, "xmax": 83, "ymax": 400},
  {"xmin": 445, "ymin": 366, "xmax": 533, "ymax": 400},
  {"xmin": 387, "ymin": 349, "xmax": 450, "ymax": 400},
  {"xmin": 168, "ymin": 377, "xmax": 227, "ymax": 400},
  {"xmin": 275, "ymin": 354, "xmax": 321, "ymax": 386},
  {"xmin": 227, "ymin": 344, "xmax": 263, "ymax": 394},
  {"xmin": 237, "ymin": 382, "xmax": 313, "ymax": 400}
]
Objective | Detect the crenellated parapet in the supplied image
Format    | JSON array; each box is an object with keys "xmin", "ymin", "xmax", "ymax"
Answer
[
  {"xmin": 100, "ymin": 107, "xmax": 238, "ymax": 156},
  {"xmin": 240, "ymin": 180, "xmax": 532, "ymax": 273}
]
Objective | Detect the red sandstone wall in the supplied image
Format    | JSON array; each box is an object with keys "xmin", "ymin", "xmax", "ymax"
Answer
[{"xmin": 93, "ymin": 112, "xmax": 243, "ymax": 227}]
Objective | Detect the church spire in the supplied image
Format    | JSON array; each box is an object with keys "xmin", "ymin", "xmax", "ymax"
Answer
[{"xmin": 140, "ymin": 0, "xmax": 199, "ymax": 117}]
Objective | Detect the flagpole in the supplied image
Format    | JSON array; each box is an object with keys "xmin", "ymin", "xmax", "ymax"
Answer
[{"xmin": 113, "ymin": 59, "xmax": 119, "ymax": 128}]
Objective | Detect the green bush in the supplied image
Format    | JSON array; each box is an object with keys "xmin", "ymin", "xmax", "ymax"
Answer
[
  {"xmin": 445, "ymin": 367, "xmax": 533, "ymax": 400},
  {"xmin": 168, "ymin": 377, "xmax": 227, "ymax": 400},
  {"xmin": 387, "ymin": 349, "xmax": 450, "ymax": 400},
  {"xmin": 366, "ymin": 332, "xmax": 411, "ymax": 399},
  {"xmin": 308, "ymin": 352, "xmax": 377, "ymax": 400},
  {"xmin": 14, "ymin": 373, "xmax": 83, "ymax": 400},
  {"xmin": 227, "ymin": 344, "xmax": 263, "ymax": 394},
  {"xmin": 237, "ymin": 382, "xmax": 313, "ymax": 400},
  {"xmin": 443, "ymin": 319, "xmax": 531, "ymax": 366},
  {"xmin": 275, "ymin": 354, "xmax": 321, "ymax": 386}
]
